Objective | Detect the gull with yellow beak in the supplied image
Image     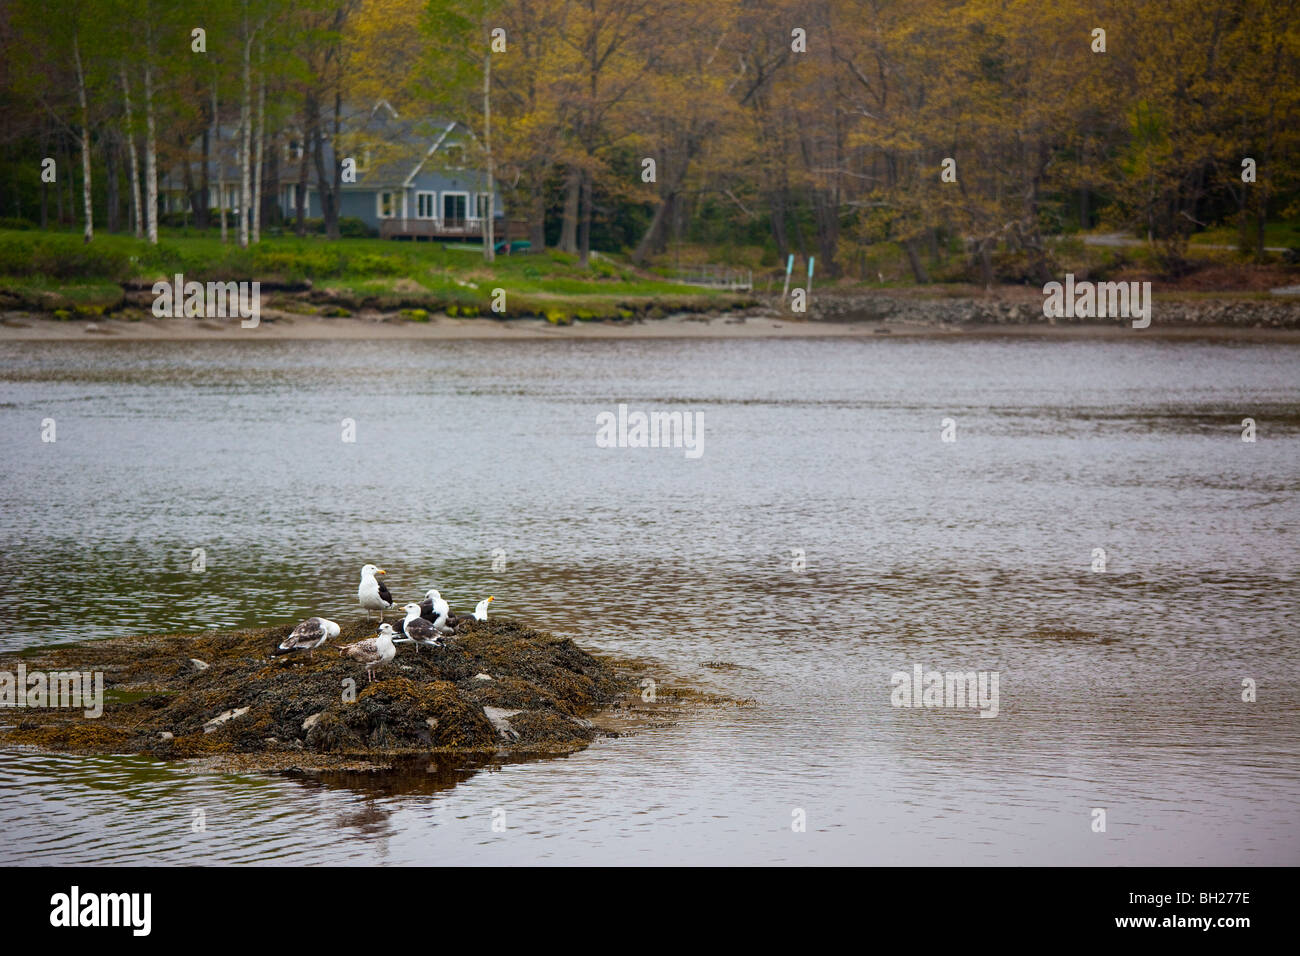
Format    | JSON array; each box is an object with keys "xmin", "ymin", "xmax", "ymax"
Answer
[
  {"xmin": 469, "ymin": 596, "xmax": 494, "ymax": 622},
  {"xmin": 358, "ymin": 564, "xmax": 393, "ymax": 621}
]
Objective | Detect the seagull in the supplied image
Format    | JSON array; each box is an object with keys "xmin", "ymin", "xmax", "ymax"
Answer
[
  {"xmin": 420, "ymin": 589, "xmax": 450, "ymax": 623},
  {"xmin": 359, "ymin": 564, "xmax": 393, "ymax": 621},
  {"xmin": 399, "ymin": 602, "xmax": 443, "ymax": 652},
  {"xmin": 469, "ymin": 596, "xmax": 493, "ymax": 622},
  {"xmin": 420, "ymin": 589, "xmax": 463, "ymax": 630},
  {"xmin": 340, "ymin": 623, "xmax": 398, "ymax": 683},
  {"xmin": 274, "ymin": 617, "xmax": 340, "ymax": 660}
]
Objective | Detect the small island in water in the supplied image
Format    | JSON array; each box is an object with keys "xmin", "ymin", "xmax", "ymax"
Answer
[{"xmin": 0, "ymin": 619, "xmax": 641, "ymax": 773}]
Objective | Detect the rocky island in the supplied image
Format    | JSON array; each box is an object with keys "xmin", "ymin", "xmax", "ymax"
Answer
[{"xmin": 0, "ymin": 619, "xmax": 637, "ymax": 773}]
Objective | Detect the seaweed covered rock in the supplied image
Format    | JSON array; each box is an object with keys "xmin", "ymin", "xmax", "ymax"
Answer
[{"xmin": 0, "ymin": 617, "xmax": 632, "ymax": 769}]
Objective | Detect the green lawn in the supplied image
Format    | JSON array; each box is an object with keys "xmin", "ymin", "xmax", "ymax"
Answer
[
  {"xmin": 1188, "ymin": 220, "xmax": 1300, "ymax": 249},
  {"xmin": 0, "ymin": 228, "xmax": 749, "ymax": 320}
]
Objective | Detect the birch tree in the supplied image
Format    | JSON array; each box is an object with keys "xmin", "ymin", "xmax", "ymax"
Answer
[
  {"xmin": 143, "ymin": 17, "xmax": 159, "ymax": 244},
  {"xmin": 120, "ymin": 67, "xmax": 143, "ymax": 237},
  {"xmin": 239, "ymin": 2, "xmax": 253, "ymax": 247},
  {"xmin": 71, "ymin": 29, "xmax": 94, "ymax": 242}
]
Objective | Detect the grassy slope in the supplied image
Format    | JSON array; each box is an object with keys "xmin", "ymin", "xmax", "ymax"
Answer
[
  {"xmin": 3, "ymin": 221, "xmax": 1296, "ymax": 319},
  {"xmin": 0, "ymin": 228, "xmax": 749, "ymax": 320}
]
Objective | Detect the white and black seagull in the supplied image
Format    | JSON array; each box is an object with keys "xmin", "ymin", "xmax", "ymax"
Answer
[
  {"xmin": 358, "ymin": 564, "xmax": 393, "ymax": 621},
  {"xmin": 274, "ymin": 617, "xmax": 340, "ymax": 660},
  {"xmin": 469, "ymin": 596, "xmax": 493, "ymax": 622},
  {"xmin": 399, "ymin": 602, "xmax": 443, "ymax": 652},
  {"xmin": 420, "ymin": 588, "xmax": 450, "ymax": 624}
]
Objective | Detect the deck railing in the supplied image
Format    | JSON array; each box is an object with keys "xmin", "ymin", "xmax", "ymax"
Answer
[
  {"xmin": 379, "ymin": 218, "xmax": 531, "ymax": 244},
  {"xmin": 670, "ymin": 266, "xmax": 754, "ymax": 291}
]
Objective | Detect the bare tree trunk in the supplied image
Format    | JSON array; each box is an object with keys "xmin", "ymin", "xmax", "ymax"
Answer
[
  {"xmin": 529, "ymin": 180, "xmax": 545, "ymax": 250},
  {"xmin": 39, "ymin": 117, "xmax": 49, "ymax": 228},
  {"xmin": 307, "ymin": 90, "xmax": 343, "ymax": 239},
  {"xmin": 295, "ymin": 113, "xmax": 309, "ymax": 236},
  {"xmin": 633, "ymin": 155, "xmax": 692, "ymax": 265},
  {"xmin": 239, "ymin": 9, "xmax": 252, "ymax": 248},
  {"xmin": 978, "ymin": 238, "xmax": 993, "ymax": 290},
  {"xmin": 120, "ymin": 66, "xmax": 143, "ymax": 238},
  {"xmin": 252, "ymin": 35, "xmax": 266, "ymax": 243},
  {"xmin": 559, "ymin": 165, "xmax": 580, "ymax": 253},
  {"xmin": 769, "ymin": 187, "xmax": 789, "ymax": 263},
  {"xmin": 198, "ymin": 126, "xmax": 210, "ymax": 229},
  {"xmin": 903, "ymin": 237, "xmax": 930, "ymax": 284},
  {"xmin": 143, "ymin": 38, "xmax": 158, "ymax": 244},
  {"xmin": 328, "ymin": 93, "xmax": 342, "ymax": 239},
  {"xmin": 105, "ymin": 135, "xmax": 120, "ymax": 233},
  {"xmin": 266, "ymin": 146, "xmax": 281, "ymax": 229},
  {"xmin": 578, "ymin": 168, "xmax": 592, "ymax": 266},
  {"xmin": 632, "ymin": 193, "xmax": 673, "ymax": 265},
  {"xmin": 213, "ymin": 77, "xmax": 227, "ymax": 243},
  {"xmin": 55, "ymin": 132, "xmax": 64, "ymax": 224},
  {"xmin": 482, "ymin": 46, "xmax": 495, "ymax": 262},
  {"xmin": 73, "ymin": 33, "xmax": 93, "ymax": 243}
]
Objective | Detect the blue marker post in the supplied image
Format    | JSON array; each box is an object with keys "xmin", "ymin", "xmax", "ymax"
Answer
[
  {"xmin": 807, "ymin": 256, "xmax": 815, "ymax": 305},
  {"xmin": 780, "ymin": 254, "xmax": 795, "ymax": 307}
]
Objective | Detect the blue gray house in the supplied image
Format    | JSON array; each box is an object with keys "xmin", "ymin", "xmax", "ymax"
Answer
[
  {"xmin": 278, "ymin": 100, "xmax": 505, "ymax": 236},
  {"xmin": 163, "ymin": 99, "xmax": 521, "ymax": 243}
]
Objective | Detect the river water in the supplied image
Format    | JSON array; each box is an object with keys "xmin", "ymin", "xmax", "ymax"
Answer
[{"xmin": 0, "ymin": 334, "xmax": 1297, "ymax": 864}]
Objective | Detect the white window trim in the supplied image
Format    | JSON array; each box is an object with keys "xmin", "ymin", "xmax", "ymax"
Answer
[
  {"xmin": 441, "ymin": 190, "xmax": 469, "ymax": 221},
  {"xmin": 474, "ymin": 192, "xmax": 494, "ymax": 221},
  {"xmin": 415, "ymin": 190, "xmax": 436, "ymax": 220},
  {"xmin": 376, "ymin": 190, "xmax": 398, "ymax": 220}
]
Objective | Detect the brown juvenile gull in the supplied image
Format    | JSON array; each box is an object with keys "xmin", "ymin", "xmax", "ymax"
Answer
[
  {"xmin": 340, "ymin": 623, "xmax": 398, "ymax": 683},
  {"xmin": 274, "ymin": 617, "xmax": 340, "ymax": 660}
]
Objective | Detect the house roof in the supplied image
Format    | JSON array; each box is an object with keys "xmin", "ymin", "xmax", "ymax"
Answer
[{"xmin": 161, "ymin": 99, "xmax": 478, "ymax": 192}]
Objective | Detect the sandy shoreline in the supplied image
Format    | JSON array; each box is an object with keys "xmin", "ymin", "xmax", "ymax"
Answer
[{"xmin": 4, "ymin": 311, "xmax": 1300, "ymax": 343}]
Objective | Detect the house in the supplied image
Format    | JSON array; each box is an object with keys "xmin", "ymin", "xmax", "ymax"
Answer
[{"xmin": 162, "ymin": 99, "xmax": 526, "ymax": 244}]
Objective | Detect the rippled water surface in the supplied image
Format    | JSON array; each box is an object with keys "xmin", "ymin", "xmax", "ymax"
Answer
[{"xmin": 1, "ymin": 336, "xmax": 1297, "ymax": 864}]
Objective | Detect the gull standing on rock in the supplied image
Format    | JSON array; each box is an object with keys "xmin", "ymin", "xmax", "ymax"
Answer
[
  {"xmin": 274, "ymin": 617, "xmax": 340, "ymax": 660},
  {"xmin": 400, "ymin": 602, "xmax": 443, "ymax": 652},
  {"xmin": 341, "ymin": 623, "xmax": 398, "ymax": 683},
  {"xmin": 359, "ymin": 564, "xmax": 393, "ymax": 621}
]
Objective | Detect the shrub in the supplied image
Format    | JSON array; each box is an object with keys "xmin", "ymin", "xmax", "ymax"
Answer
[
  {"xmin": 338, "ymin": 217, "xmax": 377, "ymax": 238},
  {"xmin": 0, "ymin": 233, "xmax": 133, "ymax": 279}
]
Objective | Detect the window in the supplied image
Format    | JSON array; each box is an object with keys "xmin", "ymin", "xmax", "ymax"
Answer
[
  {"xmin": 377, "ymin": 191, "xmax": 397, "ymax": 219},
  {"xmin": 442, "ymin": 192, "xmax": 467, "ymax": 223},
  {"xmin": 416, "ymin": 191, "xmax": 436, "ymax": 219},
  {"xmin": 443, "ymin": 143, "xmax": 465, "ymax": 168},
  {"xmin": 475, "ymin": 193, "xmax": 493, "ymax": 221}
]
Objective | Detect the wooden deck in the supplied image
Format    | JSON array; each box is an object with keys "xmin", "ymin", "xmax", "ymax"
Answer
[{"xmin": 379, "ymin": 218, "xmax": 531, "ymax": 245}]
